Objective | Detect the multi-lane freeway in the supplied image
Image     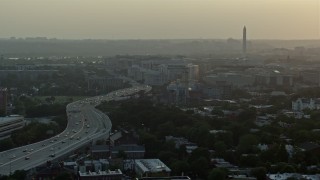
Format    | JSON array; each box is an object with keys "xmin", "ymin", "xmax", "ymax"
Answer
[{"xmin": 0, "ymin": 84, "xmax": 151, "ymax": 175}]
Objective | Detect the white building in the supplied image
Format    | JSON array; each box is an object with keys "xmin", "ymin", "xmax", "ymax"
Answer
[
  {"xmin": 128, "ymin": 62, "xmax": 199, "ymax": 86},
  {"xmin": 127, "ymin": 65, "xmax": 144, "ymax": 81},
  {"xmin": 267, "ymin": 173, "xmax": 320, "ymax": 180},
  {"xmin": 300, "ymin": 70, "xmax": 320, "ymax": 86},
  {"xmin": 255, "ymin": 116, "xmax": 272, "ymax": 127},
  {"xmin": 187, "ymin": 64, "xmax": 199, "ymax": 81},
  {"xmin": 166, "ymin": 64, "xmax": 189, "ymax": 81},
  {"xmin": 203, "ymin": 73, "xmax": 254, "ymax": 87},
  {"xmin": 144, "ymin": 70, "xmax": 166, "ymax": 86},
  {"xmin": 134, "ymin": 159, "xmax": 171, "ymax": 178},
  {"xmin": 87, "ymin": 77, "xmax": 125, "ymax": 91},
  {"xmin": 292, "ymin": 98, "xmax": 320, "ymax": 111},
  {"xmin": 255, "ymin": 72, "xmax": 293, "ymax": 86},
  {"xmin": 167, "ymin": 81, "xmax": 189, "ymax": 104},
  {"xmin": 0, "ymin": 115, "xmax": 25, "ymax": 140},
  {"xmin": 165, "ymin": 136, "xmax": 198, "ymax": 153}
]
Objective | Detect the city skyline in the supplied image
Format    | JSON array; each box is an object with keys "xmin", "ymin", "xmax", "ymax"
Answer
[{"xmin": 0, "ymin": 0, "xmax": 319, "ymax": 40}]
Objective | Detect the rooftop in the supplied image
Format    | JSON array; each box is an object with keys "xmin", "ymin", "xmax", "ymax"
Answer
[
  {"xmin": 135, "ymin": 159, "xmax": 171, "ymax": 173},
  {"xmin": 78, "ymin": 169, "xmax": 122, "ymax": 177}
]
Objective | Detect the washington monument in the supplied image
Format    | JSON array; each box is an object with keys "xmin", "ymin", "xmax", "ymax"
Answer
[{"xmin": 242, "ymin": 26, "xmax": 247, "ymax": 57}]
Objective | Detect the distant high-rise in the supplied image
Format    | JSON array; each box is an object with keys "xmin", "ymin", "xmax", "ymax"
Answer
[{"xmin": 242, "ymin": 26, "xmax": 247, "ymax": 56}]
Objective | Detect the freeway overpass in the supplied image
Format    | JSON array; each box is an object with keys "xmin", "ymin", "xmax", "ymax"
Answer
[{"xmin": 0, "ymin": 85, "xmax": 151, "ymax": 175}]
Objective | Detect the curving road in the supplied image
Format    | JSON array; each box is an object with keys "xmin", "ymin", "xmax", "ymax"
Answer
[{"xmin": 0, "ymin": 84, "xmax": 151, "ymax": 175}]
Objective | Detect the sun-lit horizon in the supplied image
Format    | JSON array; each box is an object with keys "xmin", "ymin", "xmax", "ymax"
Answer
[{"xmin": 0, "ymin": 0, "xmax": 319, "ymax": 40}]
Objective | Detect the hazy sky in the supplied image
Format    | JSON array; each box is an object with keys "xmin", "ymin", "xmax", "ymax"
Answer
[{"xmin": 0, "ymin": 0, "xmax": 319, "ymax": 39}]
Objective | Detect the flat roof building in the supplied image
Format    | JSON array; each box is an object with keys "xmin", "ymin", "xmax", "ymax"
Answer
[
  {"xmin": 135, "ymin": 159, "xmax": 171, "ymax": 178},
  {"xmin": 78, "ymin": 169, "xmax": 123, "ymax": 180}
]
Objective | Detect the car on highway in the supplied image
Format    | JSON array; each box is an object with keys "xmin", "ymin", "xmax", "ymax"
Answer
[
  {"xmin": 49, "ymin": 154, "xmax": 55, "ymax": 157},
  {"xmin": 25, "ymin": 157, "xmax": 30, "ymax": 160}
]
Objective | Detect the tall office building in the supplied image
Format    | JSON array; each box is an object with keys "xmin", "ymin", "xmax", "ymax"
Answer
[{"xmin": 242, "ymin": 26, "xmax": 247, "ymax": 57}]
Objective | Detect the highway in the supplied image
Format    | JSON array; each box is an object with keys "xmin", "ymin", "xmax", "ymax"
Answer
[{"xmin": 0, "ymin": 84, "xmax": 151, "ymax": 175}]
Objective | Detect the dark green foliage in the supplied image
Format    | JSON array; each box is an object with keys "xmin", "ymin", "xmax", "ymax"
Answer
[
  {"xmin": 170, "ymin": 160, "xmax": 190, "ymax": 176},
  {"xmin": 237, "ymin": 134, "xmax": 259, "ymax": 154},
  {"xmin": 0, "ymin": 138, "xmax": 15, "ymax": 151},
  {"xmin": 214, "ymin": 141, "xmax": 227, "ymax": 157},
  {"xmin": 189, "ymin": 147, "xmax": 210, "ymax": 162},
  {"xmin": 117, "ymin": 150, "xmax": 127, "ymax": 159},
  {"xmin": 11, "ymin": 122, "xmax": 59, "ymax": 145},
  {"xmin": 240, "ymin": 155, "xmax": 260, "ymax": 167},
  {"xmin": 96, "ymin": 98, "xmax": 320, "ymax": 176},
  {"xmin": 0, "ymin": 170, "xmax": 27, "ymax": 180},
  {"xmin": 190, "ymin": 157, "xmax": 210, "ymax": 178},
  {"xmin": 251, "ymin": 167, "xmax": 267, "ymax": 180},
  {"xmin": 53, "ymin": 172, "xmax": 73, "ymax": 180},
  {"xmin": 26, "ymin": 104, "xmax": 65, "ymax": 117},
  {"xmin": 0, "ymin": 115, "xmax": 66, "ymax": 151},
  {"xmin": 208, "ymin": 168, "xmax": 227, "ymax": 180},
  {"xmin": 260, "ymin": 144, "xmax": 288, "ymax": 164},
  {"xmin": 238, "ymin": 108, "xmax": 256, "ymax": 123}
]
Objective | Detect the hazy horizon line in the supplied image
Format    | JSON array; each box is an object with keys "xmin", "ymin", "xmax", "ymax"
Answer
[{"xmin": 1, "ymin": 37, "xmax": 320, "ymax": 41}]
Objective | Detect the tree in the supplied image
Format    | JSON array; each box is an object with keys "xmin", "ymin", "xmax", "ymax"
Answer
[
  {"xmin": 170, "ymin": 160, "xmax": 190, "ymax": 176},
  {"xmin": 190, "ymin": 157, "xmax": 209, "ymax": 178},
  {"xmin": 237, "ymin": 134, "xmax": 259, "ymax": 154},
  {"xmin": 158, "ymin": 151, "xmax": 177, "ymax": 165},
  {"xmin": 215, "ymin": 132, "xmax": 233, "ymax": 147},
  {"xmin": 10, "ymin": 170, "xmax": 27, "ymax": 180},
  {"xmin": 276, "ymin": 144, "xmax": 289, "ymax": 163},
  {"xmin": 251, "ymin": 167, "xmax": 267, "ymax": 180},
  {"xmin": 95, "ymin": 139, "xmax": 105, "ymax": 145},
  {"xmin": 238, "ymin": 108, "xmax": 256, "ymax": 123},
  {"xmin": 0, "ymin": 138, "xmax": 15, "ymax": 151},
  {"xmin": 240, "ymin": 154, "xmax": 260, "ymax": 167},
  {"xmin": 50, "ymin": 96, "xmax": 56, "ymax": 103},
  {"xmin": 157, "ymin": 121, "xmax": 175, "ymax": 138},
  {"xmin": 214, "ymin": 141, "xmax": 227, "ymax": 157},
  {"xmin": 208, "ymin": 168, "xmax": 227, "ymax": 180},
  {"xmin": 188, "ymin": 124, "xmax": 210, "ymax": 146},
  {"xmin": 211, "ymin": 109, "xmax": 224, "ymax": 116},
  {"xmin": 281, "ymin": 164, "xmax": 296, "ymax": 173},
  {"xmin": 189, "ymin": 147, "xmax": 210, "ymax": 162},
  {"xmin": 54, "ymin": 172, "xmax": 73, "ymax": 180},
  {"xmin": 117, "ymin": 150, "xmax": 127, "ymax": 159}
]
